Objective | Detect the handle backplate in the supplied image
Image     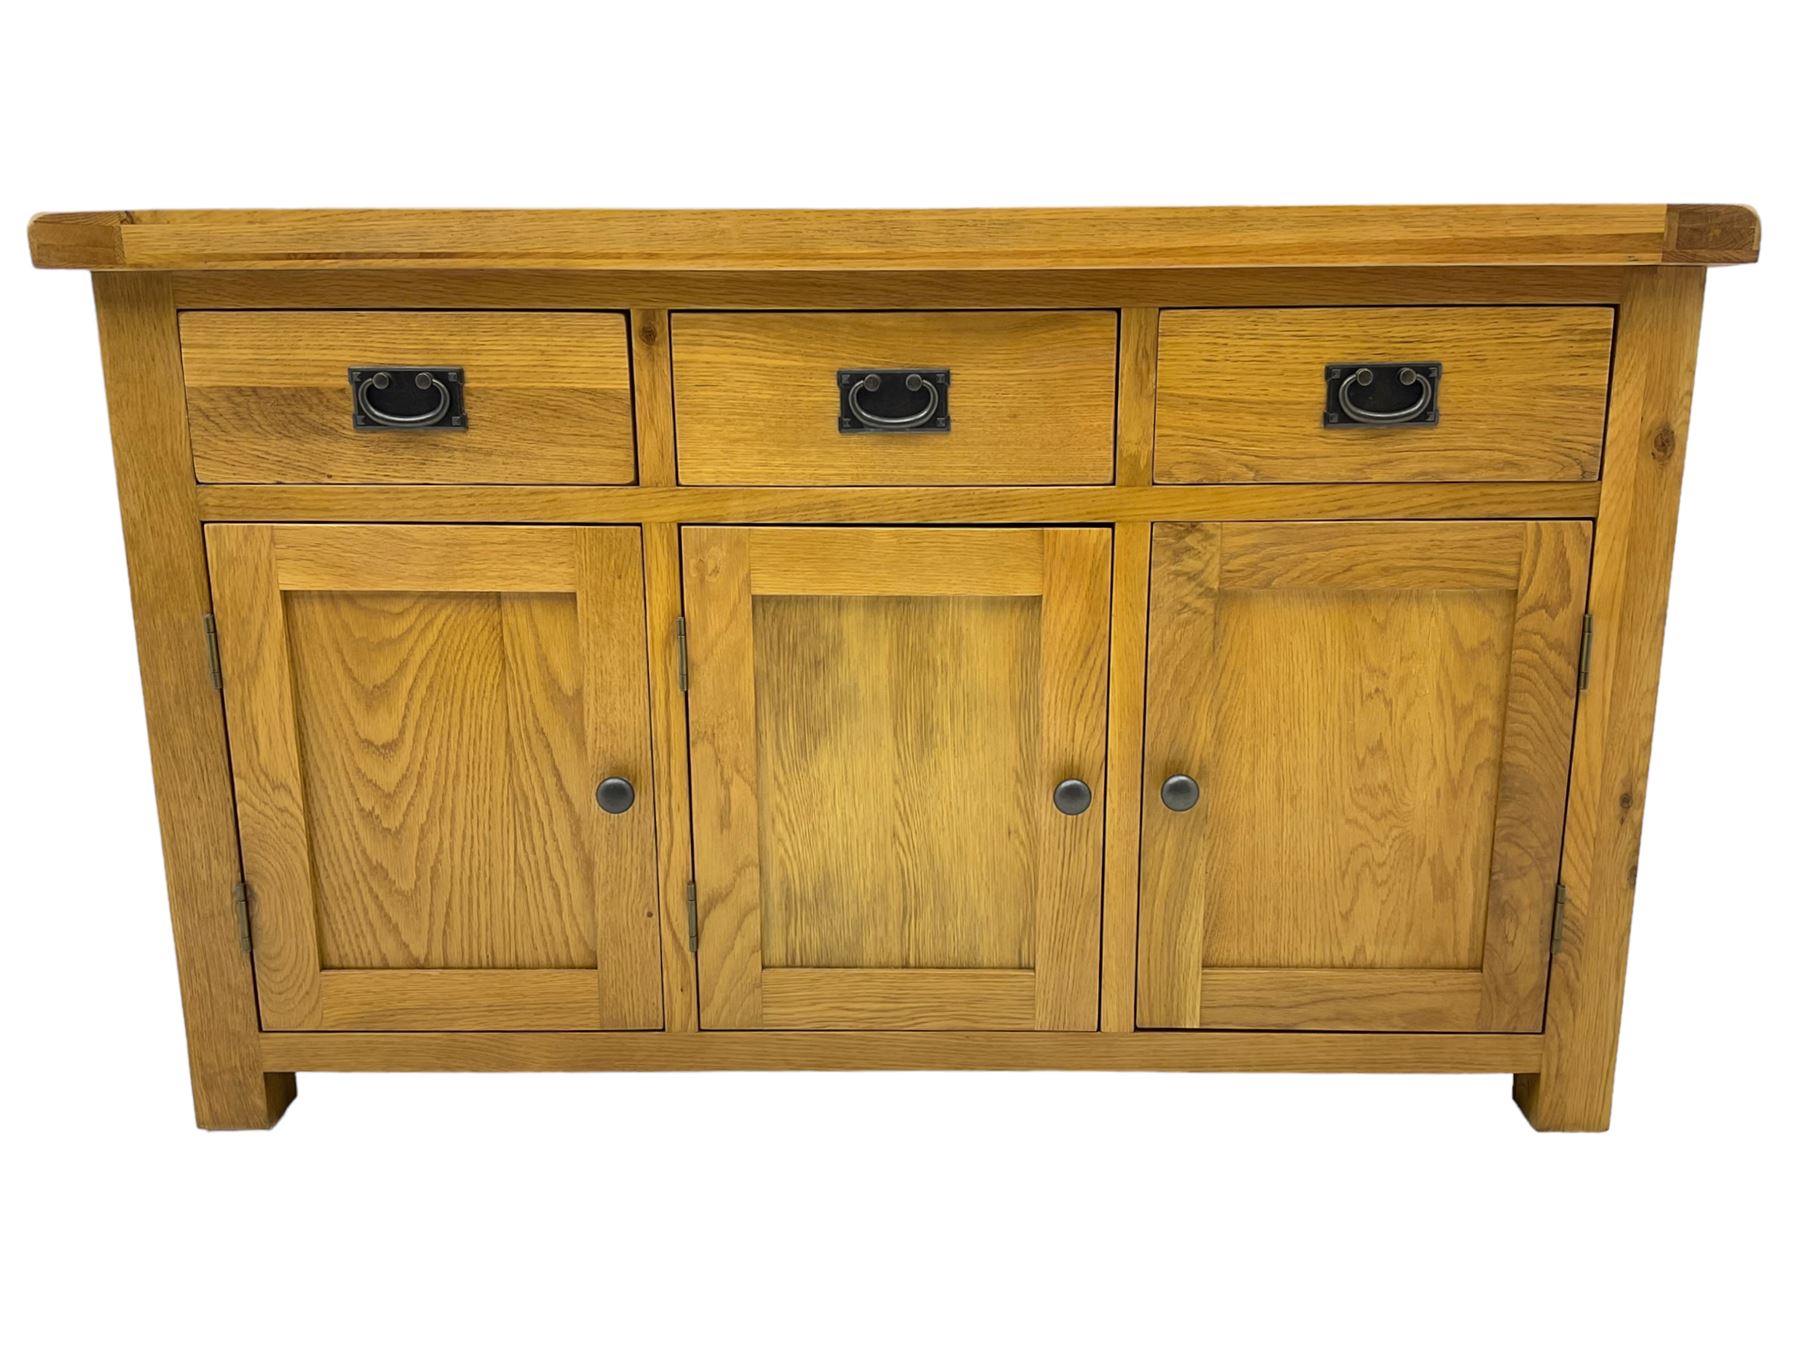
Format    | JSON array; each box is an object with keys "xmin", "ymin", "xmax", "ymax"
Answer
[
  {"xmin": 838, "ymin": 368, "xmax": 951, "ymax": 434},
  {"xmin": 350, "ymin": 366, "xmax": 467, "ymax": 431},
  {"xmin": 1322, "ymin": 362, "xmax": 1439, "ymax": 428}
]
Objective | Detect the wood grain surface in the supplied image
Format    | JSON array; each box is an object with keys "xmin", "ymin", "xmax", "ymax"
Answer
[
  {"xmin": 260, "ymin": 1029, "xmax": 1545, "ymax": 1074},
  {"xmin": 43, "ymin": 209, "xmax": 1748, "ymax": 1128},
  {"xmin": 192, "ymin": 481, "xmax": 1604, "ymax": 525},
  {"xmin": 761, "ymin": 970, "xmax": 1037, "ymax": 1030},
  {"xmin": 164, "ymin": 264, "xmax": 1636, "ymax": 312},
  {"xmin": 90, "ymin": 274, "xmax": 296, "ymax": 1128},
  {"xmin": 1201, "ymin": 584, "xmax": 1515, "ymax": 970},
  {"xmin": 1197, "ymin": 970, "xmax": 1486, "ymax": 1031},
  {"xmin": 287, "ymin": 588, "xmax": 599, "ymax": 970},
  {"xmin": 1137, "ymin": 521, "xmax": 1588, "ymax": 1032},
  {"xmin": 1156, "ymin": 307, "xmax": 1614, "ymax": 482},
  {"xmin": 182, "ymin": 311, "xmax": 635, "ymax": 484},
  {"xmin": 753, "ymin": 594, "xmax": 1040, "ymax": 970},
  {"xmin": 641, "ymin": 522, "xmax": 699, "ymax": 1030},
  {"xmin": 686, "ymin": 526, "xmax": 1108, "ymax": 1030},
  {"xmin": 671, "ymin": 311, "xmax": 1117, "ymax": 485},
  {"xmin": 29, "ymin": 204, "xmax": 1760, "ymax": 271},
  {"xmin": 1100, "ymin": 522, "xmax": 1151, "ymax": 1031},
  {"xmin": 208, "ymin": 524, "xmax": 662, "ymax": 1031},
  {"xmin": 1515, "ymin": 268, "xmax": 1708, "ymax": 1130}
]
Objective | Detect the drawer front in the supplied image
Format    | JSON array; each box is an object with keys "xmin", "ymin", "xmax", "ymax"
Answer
[
  {"xmin": 182, "ymin": 311, "xmax": 636, "ymax": 484},
  {"xmin": 1154, "ymin": 307, "xmax": 1614, "ymax": 483},
  {"xmin": 671, "ymin": 311, "xmax": 1118, "ymax": 484}
]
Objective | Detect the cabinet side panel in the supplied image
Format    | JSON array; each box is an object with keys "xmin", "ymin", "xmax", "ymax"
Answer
[
  {"xmin": 92, "ymin": 274, "xmax": 293, "ymax": 1127},
  {"xmin": 1516, "ymin": 268, "xmax": 1707, "ymax": 1130}
]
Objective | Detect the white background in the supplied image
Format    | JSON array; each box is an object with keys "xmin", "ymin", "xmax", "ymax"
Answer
[{"xmin": 3, "ymin": 4, "xmax": 1795, "ymax": 1345}]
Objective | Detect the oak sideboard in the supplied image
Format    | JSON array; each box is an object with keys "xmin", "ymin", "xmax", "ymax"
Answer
[{"xmin": 28, "ymin": 205, "xmax": 1759, "ymax": 1130}]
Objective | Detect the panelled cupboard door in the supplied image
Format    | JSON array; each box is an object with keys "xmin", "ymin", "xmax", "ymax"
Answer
[
  {"xmin": 1137, "ymin": 521, "xmax": 1591, "ymax": 1033},
  {"xmin": 684, "ymin": 527, "xmax": 1111, "ymax": 1030},
  {"xmin": 206, "ymin": 525, "xmax": 662, "ymax": 1031}
]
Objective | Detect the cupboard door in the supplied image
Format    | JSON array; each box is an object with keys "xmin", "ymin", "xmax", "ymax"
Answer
[
  {"xmin": 1138, "ymin": 521, "xmax": 1591, "ymax": 1032},
  {"xmin": 684, "ymin": 527, "xmax": 1110, "ymax": 1030},
  {"xmin": 207, "ymin": 525, "xmax": 662, "ymax": 1031}
]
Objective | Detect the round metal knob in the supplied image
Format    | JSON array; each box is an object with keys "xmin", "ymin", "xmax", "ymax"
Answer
[
  {"xmin": 595, "ymin": 776, "xmax": 636, "ymax": 814},
  {"xmin": 1160, "ymin": 774, "xmax": 1199, "ymax": 812},
  {"xmin": 1053, "ymin": 778, "xmax": 1093, "ymax": 816}
]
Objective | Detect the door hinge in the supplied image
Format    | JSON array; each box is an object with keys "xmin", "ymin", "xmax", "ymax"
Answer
[
  {"xmin": 1550, "ymin": 882, "xmax": 1570, "ymax": 956},
  {"xmin": 233, "ymin": 880, "xmax": 253, "ymax": 955},
  {"xmin": 1577, "ymin": 613, "xmax": 1594, "ymax": 692},
  {"xmin": 685, "ymin": 880, "xmax": 698, "ymax": 952},
  {"xmin": 676, "ymin": 615, "xmax": 689, "ymax": 693},
  {"xmin": 203, "ymin": 614, "xmax": 223, "ymax": 691}
]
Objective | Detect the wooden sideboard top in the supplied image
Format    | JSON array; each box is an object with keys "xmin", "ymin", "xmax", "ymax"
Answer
[{"xmin": 27, "ymin": 204, "xmax": 1759, "ymax": 272}]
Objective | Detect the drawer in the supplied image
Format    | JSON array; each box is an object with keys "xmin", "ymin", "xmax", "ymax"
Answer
[
  {"xmin": 670, "ymin": 311, "xmax": 1117, "ymax": 484},
  {"xmin": 1154, "ymin": 307, "xmax": 1614, "ymax": 482},
  {"xmin": 181, "ymin": 311, "xmax": 636, "ymax": 483}
]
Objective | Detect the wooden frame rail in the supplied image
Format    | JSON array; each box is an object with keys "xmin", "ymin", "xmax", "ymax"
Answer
[
  {"xmin": 261, "ymin": 1030, "xmax": 1544, "ymax": 1074},
  {"xmin": 193, "ymin": 483, "xmax": 1605, "ymax": 524}
]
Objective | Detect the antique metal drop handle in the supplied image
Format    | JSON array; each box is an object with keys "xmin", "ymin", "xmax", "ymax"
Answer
[
  {"xmin": 356, "ymin": 370, "xmax": 453, "ymax": 428},
  {"xmin": 846, "ymin": 372, "xmax": 940, "ymax": 430},
  {"xmin": 595, "ymin": 776, "xmax": 636, "ymax": 814},
  {"xmin": 1337, "ymin": 365, "xmax": 1433, "ymax": 425},
  {"xmin": 1053, "ymin": 778, "xmax": 1093, "ymax": 816},
  {"xmin": 1160, "ymin": 774, "xmax": 1199, "ymax": 812}
]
